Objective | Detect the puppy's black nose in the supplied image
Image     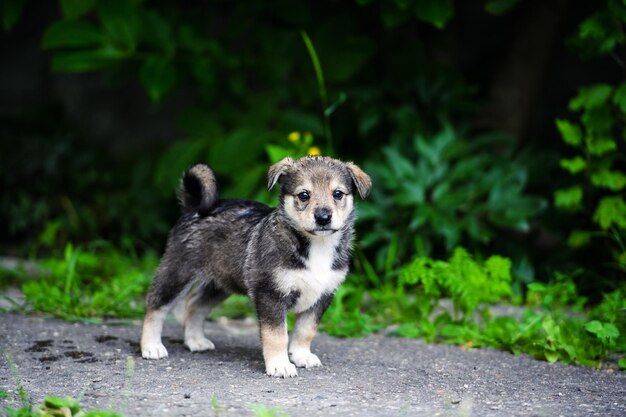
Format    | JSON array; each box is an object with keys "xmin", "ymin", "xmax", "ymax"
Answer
[{"xmin": 314, "ymin": 208, "xmax": 332, "ymax": 226}]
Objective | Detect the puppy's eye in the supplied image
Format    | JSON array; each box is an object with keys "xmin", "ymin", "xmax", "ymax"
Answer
[
  {"xmin": 297, "ymin": 191, "xmax": 310, "ymax": 202},
  {"xmin": 333, "ymin": 190, "xmax": 344, "ymax": 200}
]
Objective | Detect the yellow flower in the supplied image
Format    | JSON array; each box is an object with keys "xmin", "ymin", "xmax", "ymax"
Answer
[
  {"xmin": 307, "ymin": 146, "xmax": 321, "ymax": 156},
  {"xmin": 287, "ymin": 131, "xmax": 301, "ymax": 143}
]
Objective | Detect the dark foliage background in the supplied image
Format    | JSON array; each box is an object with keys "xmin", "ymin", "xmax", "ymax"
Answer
[{"xmin": 1, "ymin": 0, "xmax": 624, "ymax": 302}]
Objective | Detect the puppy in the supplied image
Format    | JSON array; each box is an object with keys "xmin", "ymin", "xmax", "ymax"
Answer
[{"xmin": 140, "ymin": 156, "xmax": 371, "ymax": 377}]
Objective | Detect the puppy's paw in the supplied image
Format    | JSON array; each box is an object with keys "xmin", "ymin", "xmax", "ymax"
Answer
[
  {"xmin": 185, "ymin": 336, "xmax": 215, "ymax": 352},
  {"xmin": 289, "ymin": 349, "xmax": 322, "ymax": 368},
  {"xmin": 142, "ymin": 342, "xmax": 168, "ymax": 359},
  {"xmin": 265, "ymin": 358, "xmax": 298, "ymax": 378}
]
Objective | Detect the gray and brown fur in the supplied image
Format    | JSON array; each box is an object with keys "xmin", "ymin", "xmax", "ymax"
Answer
[{"xmin": 140, "ymin": 156, "xmax": 371, "ymax": 377}]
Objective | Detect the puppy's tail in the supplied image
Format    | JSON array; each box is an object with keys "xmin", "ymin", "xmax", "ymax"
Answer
[{"xmin": 180, "ymin": 163, "xmax": 218, "ymax": 216}]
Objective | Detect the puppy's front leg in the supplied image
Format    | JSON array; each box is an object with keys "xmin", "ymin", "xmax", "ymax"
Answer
[
  {"xmin": 255, "ymin": 290, "xmax": 298, "ymax": 378},
  {"xmin": 289, "ymin": 311, "xmax": 322, "ymax": 368},
  {"xmin": 288, "ymin": 294, "xmax": 332, "ymax": 368},
  {"xmin": 260, "ymin": 321, "xmax": 297, "ymax": 377}
]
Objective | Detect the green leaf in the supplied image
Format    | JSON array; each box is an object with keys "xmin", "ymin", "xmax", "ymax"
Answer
[
  {"xmin": 544, "ymin": 350, "xmax": 559, "ymax": 363},
  {"xmin": 593, "ymin": 196, "xmax": 626, "ymax": 230},
  {"xmin": 209, "ymin": 128, "xmax": 268, "ymax": 174},
  {"xmin": 582, "ymin": 106, "xmax": 614, "ymax": 136},
  {"xmin": 585, "ymin": 321, "xmax": 620, "ymax": 340},
  {"xmin": 612, "ymin": 82, "xmax": 626, "ymax": 114},
  {"xmin": 601, "ymin": 323, "xmax": 619, "ymax": 340},
  {"xmin": 619, "ymin": 357, "xmax": 626, "ymax": 370},
  {"xmin": 543, "ymin": 315, "xmax": 560, "ymax": 341},
  {"xmin": 44, "ymin": 396, "xmax": 81, "ymax": 414},
  {"xmin": 559, "ymin": 156, "xmax": 586, "ymax": 174},
  {"xmin": 569, "ymin": 84, "xmax": 613, "ymax": 111},
  {"xmin": 97, "ymin": 0, "xmax": 139, "ymax": 51},
  {"xmin": 414, "ymin": 0, "xmax": 453, "ymax": 29},
  {"xmin": 567, "ymin": 230, "xmax": 592, "ymax": 248},
  {"xmin": 42, "ymin": 20, "xmax": 102, "ymax": 49},
  {"xmin": 576, "ymin": 10, "xmax": 624, "ymax": 57},
  {"xmin": 441, "ymin": 323, "xmax": 469, "ymax": 339},
  {"xmin": 485, "ymin": 0, "xmax": 519, "ymax": 15},
  {"xmin": 139, "ymin": 57, "xmax": 176, "ymax": 103},
  {"xmin": 155, "ymin": 138, "xmax": 210, "ymax": 195},
  {"xmin": 51, "ymin": 46, "xmax": 127, "ymax": 72},
  {"xmin": 485, "ymin": 255, "xmax": 512, "ymax": 283},
  {"xmin": 1, "ymin": 0, "xmax": 26, "ymax": 30},
  {"xmin": 395, "ymin": 323, "xmax": 421, "ymax": 338},
  {"xmin": 265, "ymin": 144, "xmax": 294, "ymax": 163},
  {"xmin": 190, "ymin": 57, "xmax": 216, "ymax": 90},
  {"xmin": 584, "ymin": 320, "xmax": 603, "ymax": 334},
  {"xmin": 61, "ymin": 0, "xmax": 95, "ymax": 19},
  {"xmin": 320, "ymin": 35, "xmax": 375, "ymax": 82},
  {"xmin": 555, "ymin": 119, "xmax": 582, "ymax": 146},
  {"xmin": 381, "ymin": 0, "xmax": 411, "ymax": 29},
  {"xmin": 586, "ymin": 136, "xmax": 617, "ymax": 156},
  {"xmin": 383, "ymin": 146, "xmax": 417, "ymax": 180},
  {"xmin": 591, "ymin": 169, "xmax": 626, "ymax": 191},
  {"xmin": 554, "ymin": 186, "xmax": 583, "ymax": 210},
  {"xmin": 178, "ymin": 25, "xmax": 209, "ymax": 53},
  {"xmin": 141, "ymin": 10, "xmax": 175, "ymax": 54},
  {"xmin": 527, "ymin": 282, "xmax": 546, "ymax": 293}
]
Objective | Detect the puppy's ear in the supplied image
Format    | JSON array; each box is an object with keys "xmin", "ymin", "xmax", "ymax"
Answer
[
  {"xmin": 345, "ymin": 162, "xmax": 372, "ymax": 199},
  {"xmin": 267, "ymin": 157, "xmax": 295, "ymax": 190}
]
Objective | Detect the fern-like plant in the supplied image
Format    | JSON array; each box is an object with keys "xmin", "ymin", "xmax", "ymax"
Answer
[{"xmin": 400, "ymin": 247, "xmax": 512, "ymax": 321}]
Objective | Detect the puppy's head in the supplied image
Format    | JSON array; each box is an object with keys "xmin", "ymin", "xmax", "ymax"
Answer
[{"xmin": 268, "ymin": 156, "xmax": 371, "ymax": 237}]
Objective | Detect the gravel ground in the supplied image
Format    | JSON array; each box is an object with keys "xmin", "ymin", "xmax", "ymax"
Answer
[{"xmin": 1, "ymin": 313, "xmax": 625, "ymax": 417}]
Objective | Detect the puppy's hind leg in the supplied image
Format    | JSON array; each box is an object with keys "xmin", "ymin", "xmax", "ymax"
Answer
[
  {"xmin": 141, "ymin": 307, "xmax": 170, "ymax": 359},
  {"xmin": 141, "ymin": 269, "xmax": 189, "ymax": 359},
  {"xmin": 184, "ymin": 282, "xmax": 227, "ymax": 352}
]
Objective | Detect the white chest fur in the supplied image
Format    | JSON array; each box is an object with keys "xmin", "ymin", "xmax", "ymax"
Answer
[{"xmin": 274, "ymin": 234, "xmax": 347, "ymax": 313}]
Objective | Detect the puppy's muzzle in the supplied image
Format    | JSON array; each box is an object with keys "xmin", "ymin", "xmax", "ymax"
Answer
[{"xmin": 314, "ymin": 208, "xmax": 332, "ymax": 226}]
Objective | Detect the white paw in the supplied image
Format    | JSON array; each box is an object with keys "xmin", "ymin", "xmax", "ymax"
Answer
[
  {"xmin": 265, "ymin": 357, "xmax": 298, "ymax": 378},
  {"xmin": 142, "ymin": 342, "xmax": 168, "ymax": 359},
  {"xmin": 185, "ymin": 336, "xmax": 215, "ymax": 352},
  {"xmin": 289, "ymin": 349, "xmax": 322, "ymax": 368}
]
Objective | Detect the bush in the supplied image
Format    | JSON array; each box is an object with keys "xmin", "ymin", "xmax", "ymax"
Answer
[
  {"xmin": 552, "ymin": 0, "xmax": 626, "ymax": 290},
  {"xmin": 358, "ymin": 125, "xmax": 545, "ymax": 271}
]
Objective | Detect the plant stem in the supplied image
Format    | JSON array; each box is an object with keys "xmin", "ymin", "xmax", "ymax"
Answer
[{"xmin": 300, "ymin": 30, "xmax": 334, "ymax": 155}]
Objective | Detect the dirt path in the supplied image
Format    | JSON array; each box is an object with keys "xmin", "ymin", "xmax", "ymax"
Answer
[{"xmin": 1, "ymin": 313, "xmax": 625, "ymax": 416}]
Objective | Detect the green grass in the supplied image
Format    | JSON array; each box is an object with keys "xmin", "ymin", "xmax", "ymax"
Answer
[{"xmin": 6, "ymin": 242, "xmax": 157, "ymax": 321}]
